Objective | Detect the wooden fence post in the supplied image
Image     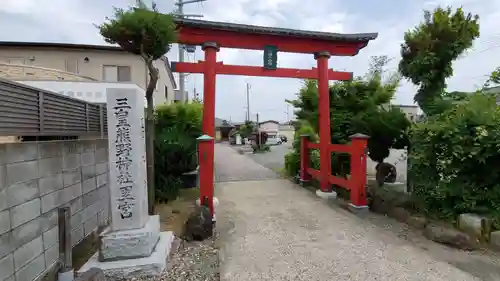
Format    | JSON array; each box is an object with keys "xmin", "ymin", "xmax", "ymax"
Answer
[{"xmin": 349, "ymin": 133, "xmax": 370, "ymax": 208}]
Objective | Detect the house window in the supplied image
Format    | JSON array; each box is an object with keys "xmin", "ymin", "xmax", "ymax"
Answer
[
  {"xmin": 103, "ymin": 65, "xmax": 131, "ymax": 82},
  {"xmin": 165, "ymin": 86, "xmax": 168, "ymax": 100},
  {"xmin": 65, "ymin": 59, "xmax": 78, "ymax": 73}
]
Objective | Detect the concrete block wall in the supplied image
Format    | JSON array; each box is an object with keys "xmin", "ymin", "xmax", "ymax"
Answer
[{"xmin": 0, "ymin": 139, "xmax": 110, "ymax": 281}]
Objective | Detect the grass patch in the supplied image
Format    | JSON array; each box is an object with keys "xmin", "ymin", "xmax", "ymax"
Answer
[{"xmin": 156, "ymin": 188, "xmax": 200, "ymax": 236}]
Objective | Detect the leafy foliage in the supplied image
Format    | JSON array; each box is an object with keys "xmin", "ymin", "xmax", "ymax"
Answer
[
  {"xmin": 154, "ymin": 102, "xmax": 202, "ymax": 201},
  {"xmin": 98, "ymin": 1, "xmax": 176, "ymax": 61},
  {"xmin": 483, "ymin": 66, "xmax": 500, "ymax": 89},
  {"xmin": 236, "ymin": 121, "xmax": 255, "ymax": 139},
  {"xmin": 399, "ymin": 6, "xmax": 480, "ymax": 115},
  {"xmin": 409, "ymin": 93, "xmax": 500, "ymax": 224},
  {"xmin": 284, "ymin": 121, "xmax": 320, "ymax": 177},
  {"xmin": 286, "ymin": 56, "xmax": 410, "ymax": 178}
]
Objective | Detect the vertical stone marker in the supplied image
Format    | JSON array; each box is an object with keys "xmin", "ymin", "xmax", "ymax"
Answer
[
  {"xmin": 106, "ymin": 88, "xmax": 148, "ymax": 230},
  {"xmin": 78, "ymin": 88, "xmax": 174, "ymax": 279}
]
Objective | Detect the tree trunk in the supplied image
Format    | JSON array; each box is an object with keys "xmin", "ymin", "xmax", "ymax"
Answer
[{"xmin": 144, "ymin": 58, "xmax": 159, "ymax": 215}]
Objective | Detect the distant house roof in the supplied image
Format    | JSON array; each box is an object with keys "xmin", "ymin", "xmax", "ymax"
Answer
[
  {"xmin": 259, "ymin": 120, "xmax": 280, "ymax": 125},
  {"xmin": 0, "ymin": 41, "xmax": 176, "ymax": 88},
  {"xmin": 215, "ymin": 118, "xmax": 236, "ymax": 128}
]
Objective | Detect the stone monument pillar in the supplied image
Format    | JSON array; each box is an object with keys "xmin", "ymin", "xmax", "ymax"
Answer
[{"xmin": 78, "ymin": 88, "xmax": 173, "ymax": 279}]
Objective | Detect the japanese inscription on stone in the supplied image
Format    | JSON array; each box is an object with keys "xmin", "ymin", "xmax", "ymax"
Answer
[
  {"xmin": 114, "ymin": 97, "xmax": 134, "ymax": 219},
  {"xmin": 106, "ymin": 88, "xmax": 148, "ymax": 231}
]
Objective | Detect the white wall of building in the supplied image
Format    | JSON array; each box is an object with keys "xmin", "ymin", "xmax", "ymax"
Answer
[{"xmin": 16, "ymin": 80, "xmax": 149, "ymax": 105}]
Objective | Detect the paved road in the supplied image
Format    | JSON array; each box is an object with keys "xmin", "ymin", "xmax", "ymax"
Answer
[
  {"xmin": 214, "ymin": 144, "xmax": 279, "ymax": 182},
  {"xmin": 214, "ymin": 143, "xmax": 487, "ymax": 281},
  {"xmin": 247, "ymin": 142, "xmax": 293, "ymax": 172}
]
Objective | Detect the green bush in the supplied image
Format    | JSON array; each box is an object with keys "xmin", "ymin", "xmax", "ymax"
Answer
[
  {"xmin": 154, "ymin": 102, "xmax": 202, "ymax": 201},
  {"xmin": 409, "ymin": 93, "xmax": 500, "ymax": 224},
  {"xmin": 285, "ymin": 58, "xmax": 410, "ymax": 180},
  {"xmin": 284, "ymin": 121, "xmax": 320, "ymax": 177}
]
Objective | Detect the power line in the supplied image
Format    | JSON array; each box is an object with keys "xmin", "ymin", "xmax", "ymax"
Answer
[{"xmin": 246, "ymin": 83, "xmax": 251, "ymax": 121}]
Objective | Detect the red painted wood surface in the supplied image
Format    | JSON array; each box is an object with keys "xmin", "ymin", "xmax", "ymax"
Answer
[
  {"xmin": 177, "ymin": 27, "xmax": 367, "ymax": 55},
  {"xmin": 316, "ymin": 54, "xmax": 332, "ymax": 192},
  {"xmin": 349, "ymin": 136, "xmax": 368, "ymax": 207},
  {"xmin": 307, "ymin": 143, "xmax": 353, "ymax": 154},
  {"xmin": 199, "ymin": 46, "xmax": 218, "ymax": 216},
  {"xmin": 172, "ymin": 62, "xmax": 353, "ymax": 80},
  {"xmin": 301, "ymin": 137, "xmax": 368, "ymax": 207}
]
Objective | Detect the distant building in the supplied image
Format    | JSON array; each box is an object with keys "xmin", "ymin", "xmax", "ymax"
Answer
[
  {"xmin": 0, "ymin": 41, "xmax": 177, "ymax": 105},
  {"xmin": 391, "ymin": 104, "xmax": 419, "ymax": 122},
  {"xmin": 258, "ymin": 120, "xmax": 280, "ymax": 133}
]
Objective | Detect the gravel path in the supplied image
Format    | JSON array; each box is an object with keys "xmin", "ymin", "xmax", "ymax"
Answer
[
  {"xmin": 164, "ymin": 236, "xmax": 219, "ymax": 281},
  {"xmin": 127, "ymin": 236, "xmax": 219, "ymax": 281},
  {"xmin": 216, "ymin": 179, "xmax": 481, "ymax": 281}
]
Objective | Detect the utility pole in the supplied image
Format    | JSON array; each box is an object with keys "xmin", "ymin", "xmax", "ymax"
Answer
[
  {"xmin": 246, "ymin": 83, "xmax": 251, "ymax": 121},
  {"xmin": 256, "ymin": 112, "xmax": 260, "ymax": 149},
  {"xmin": 285, "ymin": 104, "xmax": 290, "ymax": 123},
  {"xmin": 175, "ymin": 0, "xmax": 207, "ymax": 103}
]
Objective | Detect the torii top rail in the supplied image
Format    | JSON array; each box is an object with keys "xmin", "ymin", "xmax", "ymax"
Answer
[{"xmin": 171, "ymin": 18, "xmax": 377, "ymax": 215}]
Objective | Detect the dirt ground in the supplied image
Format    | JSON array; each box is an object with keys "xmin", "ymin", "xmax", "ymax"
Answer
[{"xmin": 155, "ymin": 188, "xmax": 200, "ymax": 236}]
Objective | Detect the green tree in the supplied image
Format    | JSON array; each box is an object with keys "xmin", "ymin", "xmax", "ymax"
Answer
[
  {"xmin": 98, "ymin": 0, "xmax": 176, "ymax": 214},
  {"xmin": 399, "ymin": 6, "xmax": 480, "ymax": 115},
  {"xmin": 286, "ymin": 56, "xmax": 410, "ymax": 178},
  {"xmin": 483, "ymin": 66, "xmax": 500, "ymax": 89}
]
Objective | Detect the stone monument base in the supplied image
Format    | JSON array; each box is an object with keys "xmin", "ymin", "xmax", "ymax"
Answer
[
  {"xmin": 99, "ymin": 215, "xmax": 160, "ymax": 261},
  {"xmin": 78, "ymin": 231, "xmax": 174, "ymax": 279}
]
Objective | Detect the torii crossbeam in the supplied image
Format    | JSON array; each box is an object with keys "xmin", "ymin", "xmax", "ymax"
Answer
[{"xmin": 171, "ymin": 61, "xmax": 353, "ymax": 80}]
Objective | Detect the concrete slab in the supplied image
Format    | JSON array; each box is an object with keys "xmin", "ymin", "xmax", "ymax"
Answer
[
  {"xmin": 78, "ymin": 231, "xmax": 174, "ymax": 280},
  {"xmin": 216, "ymin": 179, "xmax": 480, "ymax": 281}
]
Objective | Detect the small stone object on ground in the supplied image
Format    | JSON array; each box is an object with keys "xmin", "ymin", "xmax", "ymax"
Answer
[
  {"xmin": 76, "ymin": 268, "xmax": 105, "ymax": 281},
  {"xmin": 457, "ymin": 213, "xmax": 491, "ymax": 240},
  {"xmin": 424, "ymin": 224, "xmax": 479, "ymax": 250},
  {"xmin": 182, "ymin": 198, "xmax": 213, "ymax": 241}
]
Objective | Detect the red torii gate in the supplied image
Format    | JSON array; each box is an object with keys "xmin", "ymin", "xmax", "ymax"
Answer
[{"xmin": 171, "ymin": 18, "xmax": 377, "ymax": 216}]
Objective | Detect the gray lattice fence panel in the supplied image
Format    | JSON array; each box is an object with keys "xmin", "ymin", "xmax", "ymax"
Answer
[
  {"xmin": 0, "ymin": 78, "xmax": 108, "ymax": 136},
  {"xmin": 0, "ymin": 80, "xmax": 40, "ymax": 135}
]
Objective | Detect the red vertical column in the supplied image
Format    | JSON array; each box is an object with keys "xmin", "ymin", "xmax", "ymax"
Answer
[
  {"xmin": 200, "ymin": 42, "xmax": 219, "ymax": 217},
  {"xmin": 349, "ymin": 133, "xmax": 370, "ymax": 208},
  {"xmin": 315, "ymin": 51, "xmax": 332, "ymax": 192},
  {"xmin": 197, "ymin": 135, "xmax": 214, "ymax": 215}
]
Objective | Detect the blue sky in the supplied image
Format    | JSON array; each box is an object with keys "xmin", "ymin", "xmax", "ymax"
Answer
[{"xmin": 1, "ymin": 0, "xmax": 499, "ymax": 122}]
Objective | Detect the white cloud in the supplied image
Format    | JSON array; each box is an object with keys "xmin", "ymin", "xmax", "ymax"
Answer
[{"xmin": 0, "ymin": 0, "xmax": 499, "ymax": 120}]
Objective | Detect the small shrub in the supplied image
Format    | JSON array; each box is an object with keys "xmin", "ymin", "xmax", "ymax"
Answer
[
  {"xmin": 252, "ymin": 144, "xmax": 271, "ymax": 153},
  {"xmin": 154, "ymin": 102, "xmax": 202, "ymax": 202}
]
